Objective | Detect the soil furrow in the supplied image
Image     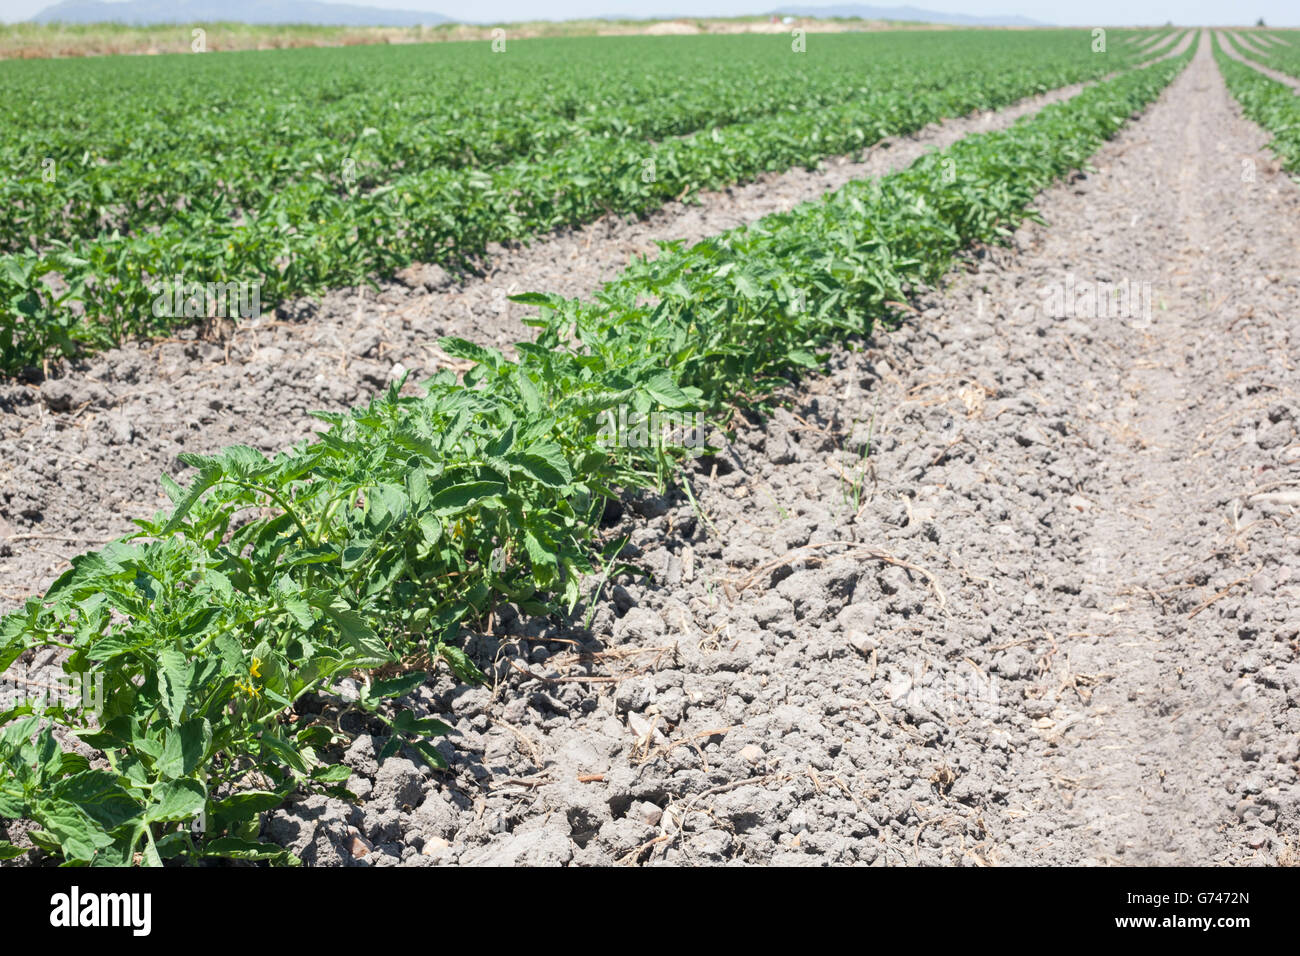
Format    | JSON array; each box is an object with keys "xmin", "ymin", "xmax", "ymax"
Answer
[
  {"xmin": 1229, "ymin": 31, "xmax": 1274, "ymax": 58},
  {"xmin": 248, "ymin": 32, "xmax": 1299, "ymax": 866}
]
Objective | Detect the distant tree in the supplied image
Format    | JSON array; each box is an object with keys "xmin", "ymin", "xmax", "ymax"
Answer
[{"xmin": 1257, "ymin": 18, "xmax": 1266, "ymax": 26}]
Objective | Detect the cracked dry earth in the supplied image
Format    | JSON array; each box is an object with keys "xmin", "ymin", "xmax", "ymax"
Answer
[
  {"xmin": 4, "ymin": 35, "xmax": 1300, "ymax": 867},
  {"xmin": 240, "ymin": 37, "xmax": 1300, "ymax": 867}
]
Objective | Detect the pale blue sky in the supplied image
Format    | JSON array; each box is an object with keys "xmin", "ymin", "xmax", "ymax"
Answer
[{"xmin": 2, "ymin": 0, "xmax": 1296, "ymax": 27}]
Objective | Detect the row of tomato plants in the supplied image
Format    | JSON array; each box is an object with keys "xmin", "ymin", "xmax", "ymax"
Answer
[
  {"xmin": 0, "ymin": 42, "xmax": 918, "ymax": 249},
  {"xmin": 1223, "ymin": 28, "xmax": 1300, "ymax": 78},
  {"xmin": 1214, "ymin": 40, "xmax": 1300, "ymax": 175},
  {"xmin": 0, "ymin": 47, "xmax": 1192, "ymax": 866},
  {"xmin": 0, "ymin": 31, "xmax": 1150, "ymax": 252},
  {"xmin": 0, "ymin": 37, "xmax": 1153, "ymax": 373}
]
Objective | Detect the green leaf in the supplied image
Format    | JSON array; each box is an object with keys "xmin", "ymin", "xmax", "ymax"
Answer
[
  {"xmin": 376, "ymin": 734, "xmax": 403, "ymax": 764},
  {"xmin": 310, "ymin": 764, "xmax": 352, "ymax": 784},
  {"xmin": 487, "ymin": 424, "xmax": 516, "ymax": 458},
  {"xmin": 52, "ymin": 771, "xmax": 141, "ymax": 830},
  {"xmin": 59, "ymin": 752, "xmax": 92, "ymax": 777},
  {"xmin": 439, "ymin": 337, "xmax": 503, "ymax": 369},
  {"xmin": 161, "ymin": 461, "xmax": 224, "ymax": 534},
  {"xmin": 369, "ymin": 671, "xmax": 428, "ymax": 699},
  {"xmin": 35, "ymin": 805, "xmax": 114, "ymax": 862},
  {"xmin": 437, "ymin": 643, "xmax": 487, "ymax": 685},
  {"xmin": 147, "ymin": 778, "xmax": 206, "ymax": 823},
  {"xmin": 429, "ymin": 481, "xmax": 505, "ymax": 516},
  {"xmin": 524, "ymin": 528, "xmax": 557, "ymax": 571},
  {"xmin": 155, "ymin": 831, "xmax": 191, "ymax": 860},
  {"xmin": 201, "ymin": 837, "xmax": 301, "ymax": 866},
  {"xmin": 281, "ymin": 595, "xmax": 315, "ymax": 630},
  {"xmin": 410, "ymin": 738, "xmax": 449, "ymax": 772},
  {"xmin": 210, "ymin": 789, "xmax": 290, "ymax": 828},
  {"xmin": 516, "ymin": 372, "xmax": 543, "ymax": 415},
  {"xmin": 508, "ymin": 291, "xmax": 561, "ymax": 307},
  {"xmin": 259, "ymin": 729, "xmax": 310, "ymax": 775},
  {"xmin": 642, "ymin": 369, "xmax": 692, "ymax": 410},
  {"xmin": 417, "ymin": 514, "xmax": 442, "ymax": 547},
  {"xmin": 156, "ymin": 719, "xmax": 212, "ymax": 779},
  {"xmin": 321, "ymin": 604, "xmax": 390, "ymax": 667},
  {"xmin": 156, "ymin": 647, "xmax": 194, "ymax": 723},
  {"xmin": 507, "ymin": 444, "xmax": 572, "ymax": 487}
]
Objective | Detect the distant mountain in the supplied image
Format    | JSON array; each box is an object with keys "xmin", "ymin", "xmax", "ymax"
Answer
[
  {"xmin": 768, "ymin": 5, "xmax": 1047, "ymax": 26},
  {"xmin": 31, "ymin": 0, "xmax": 452, "ymax": 26}
]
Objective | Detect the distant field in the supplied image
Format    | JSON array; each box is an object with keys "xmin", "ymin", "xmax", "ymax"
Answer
[
  {"xmin": 0, "ymin": 17, "xmax": 944, "ymax": 60},
  {"xmin": 0, "ymin": 28, "xmax": 1155, "ymax": 371}
]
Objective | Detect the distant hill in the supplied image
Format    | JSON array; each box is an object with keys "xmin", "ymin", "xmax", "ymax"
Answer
[
  {"xmin": 769, "ymin": 5, "xmax": 1047, "ymax": 26},
  {"xmin": 31, "ymin": 0, "xmax": 452, "ymax": 26}
]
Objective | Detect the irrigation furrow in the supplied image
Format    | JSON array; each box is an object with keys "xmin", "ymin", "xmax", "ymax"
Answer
[{"xmin": 348, "ymin": 29, "xmax": 1300, "ymax": 866}]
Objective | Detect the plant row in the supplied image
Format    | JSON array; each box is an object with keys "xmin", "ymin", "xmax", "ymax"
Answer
[
  {"xmin": 0, "ymin": 34, "xmax": 1158, "ymax": 372},
  {"xmin": 1214, "ymin": 41, "xmax": 1300, "ymax": 174},
  {"xmin": 0, "ymin": 47, "xmax": 1192, "ymax": 866},
  {"xmin": 1230, "ymin": 28, "xmax": 1300, "ymax": 79},
  {"xmin": 0, "ymin": 31, "xmax": 1152, "ymax": 251}
]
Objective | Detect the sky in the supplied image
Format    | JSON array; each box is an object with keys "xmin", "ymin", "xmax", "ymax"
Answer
[{"xmin": 1, "ymin": 0, "xmax": 1296, "ymax": 27}]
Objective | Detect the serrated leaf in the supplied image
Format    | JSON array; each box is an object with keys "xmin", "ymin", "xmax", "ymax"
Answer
[
  {"xmin": 156, "ymin": 719, "xmax": 211, "ymax": 779},
  {"xmin": 147, "ymin": 778, "xmax": 206, "ymax": 823},
  {"xmin": 641, "ymin": 369, "xmax": 692, "ymax": 410},
  {"xmin": 508, "ymin": 446, "xmax": 572, "ymax": 488},
  {"xmin": 161, "ymin": 461, "xmax": 223, "ymax": 534},
  {"xmin": 156, "ymin": 647, "xmax": 193, "ymax": 724},
  {"xmin": 370, "ymin": 671, "xmax": 427, "ymax": 699},
  {"xmin": 437, "ymin": 643, "xmax": 487, "ymax": 685},
  {"xmin": 429, "ymin": 481, "xmax": 505, "ymax": 516}
]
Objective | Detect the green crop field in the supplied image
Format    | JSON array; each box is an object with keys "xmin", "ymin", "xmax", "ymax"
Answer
[
  {"xmin": 0, "ymin": 26, "xmax": 1197, "ymax": 868},
  {"xmin": 0, "ymin": 30, "xmax": 1156, "ymax": 373},
  {"xmin": 1215, "ymin": 34, "xmax": 1300, "ymax": 173}
]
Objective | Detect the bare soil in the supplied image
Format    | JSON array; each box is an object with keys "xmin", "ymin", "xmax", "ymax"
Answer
[
  {"xmin": 264, "ymin": 34, "xmax": 1299, "ymax": 867},
  {"xmin": 4, "ymin": 32, "xmax": 1297, "ymax": 867}
]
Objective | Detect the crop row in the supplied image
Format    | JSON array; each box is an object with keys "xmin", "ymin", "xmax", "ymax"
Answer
[
  {"xmin": 0, "ymin": 34, "xmax": 1159, "ymax": 373},
  {"xmin": 1228, "ymin": 28, "xmax": 1300, "ymax": 79},
  {"xmin": 1214, "ymin": 41, "xmax": 1300, "ymax": 174},
  {"xmin": 0, "ymin": 31, "xmax": 1153, "ymax": 251},
  {"xmin": 0, "ymin": 44, "xmax": 931, "ymax": 248},
  {"xmin": 0, "ymin": 46, "xmax": 1192, "ymax": 866}
]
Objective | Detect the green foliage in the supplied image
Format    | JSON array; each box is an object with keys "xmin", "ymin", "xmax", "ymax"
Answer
[
  {"xmin": 0, "ymin": 30, "xmax": 1156, "ymax": 372},
  {"xmin": 1213, "ymin": 41, "xmax": 1300, "ymax": 175},
  {"xmin": 0, "ymin": 48, "xmax": 1189, "ymax": 865}
]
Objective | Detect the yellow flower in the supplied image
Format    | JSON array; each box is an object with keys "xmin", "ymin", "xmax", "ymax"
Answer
[{"xmin": 236, "ymin": 657, "xmax": 264, "ymax": 699}]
